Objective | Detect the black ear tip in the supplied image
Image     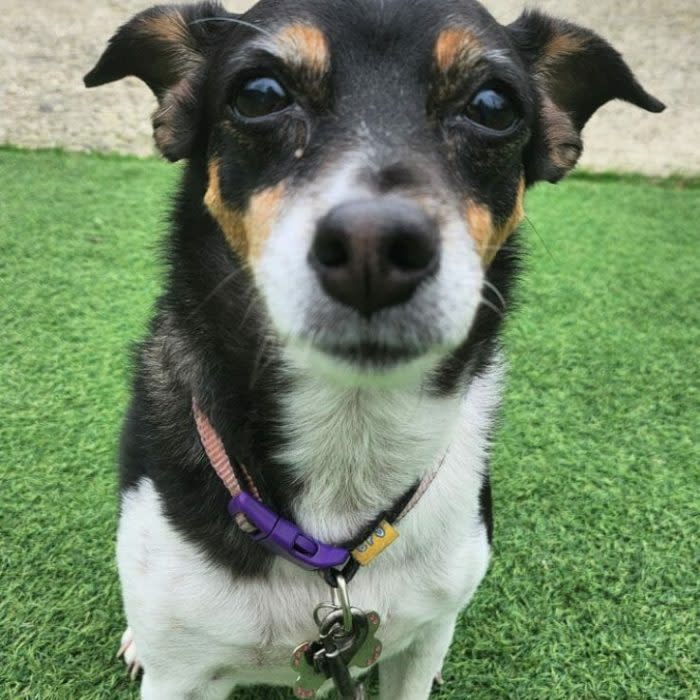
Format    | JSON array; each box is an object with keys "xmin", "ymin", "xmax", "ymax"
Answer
[
  {"xmin": 83, "ymin": 60, "xmax": 122, "ymax": 89},
  {"xmin": 83, "ymin": 66, "xmax": 105, "ymax": 88},
  {"xmin": 628, "ymin": 86, "xmax": 666, "ymax": 114},
  {"xmin": 632, "ymin": 85, "xmax": 666, "ymax": 113},
  {"xmin": 646, "ymin": 96, "xmax": 666, "ymax": 113}
]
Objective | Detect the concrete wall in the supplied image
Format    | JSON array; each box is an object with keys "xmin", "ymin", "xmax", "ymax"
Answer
[{"xmin": 1, "ymin": 0, "xmax": 696, "ymax": 175}]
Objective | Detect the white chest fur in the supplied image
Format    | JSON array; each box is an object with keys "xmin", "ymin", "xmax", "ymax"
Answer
[{"xmin": 117, "ymin": 364, "xmax": 501, "ymax": 695}]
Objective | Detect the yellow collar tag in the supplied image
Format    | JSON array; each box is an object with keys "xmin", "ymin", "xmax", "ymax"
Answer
[{"xmin": 351, "ymin": 520, "xmax": 399, "ymax": 566}]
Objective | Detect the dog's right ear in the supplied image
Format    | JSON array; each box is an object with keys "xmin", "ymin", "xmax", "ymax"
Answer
[
  {"xmin": 84, "ymin": 2, "xmax": 234, "ymax": 161},
  {"xmin": 507, "ymin": 11, "xmax": 665, "ymax": 184}
]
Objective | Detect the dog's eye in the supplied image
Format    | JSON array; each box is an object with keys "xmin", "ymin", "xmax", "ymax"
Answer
[
  {"xmin": 465, "ymin": 87, "xmax": 519, "ymax": 132},
  {"xmin": 233, "ymin": 77, "xmax": 291, "ymax": 119}
]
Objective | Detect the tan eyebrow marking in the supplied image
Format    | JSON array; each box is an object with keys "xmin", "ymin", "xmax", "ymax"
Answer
[
  {"xmin": 434, "ymin": 27, "xmax": 483, "ymax": 72},
  {"xmin": 276, "ymin": 23, "xmax": 330, "ymax": 74},
  {"xmin": 465, "ymin": 177, "xmax": 525, "ymax": 266},
  {"xmin": 204, "ymin": 159, "xmax": 285, "ymax": 264}
]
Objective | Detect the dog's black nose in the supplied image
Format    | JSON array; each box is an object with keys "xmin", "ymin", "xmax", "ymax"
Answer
[{"xmin": 310, "ymin": 198, "xmax": 440, "ymax": 317}]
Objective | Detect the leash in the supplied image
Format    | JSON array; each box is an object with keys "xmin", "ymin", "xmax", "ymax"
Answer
[{"xmin": 192, "ymin": 399, "xmax": 443, "ymax": 699}]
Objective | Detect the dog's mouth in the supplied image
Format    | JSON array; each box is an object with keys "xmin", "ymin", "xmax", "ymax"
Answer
[
  {"xmin": 313, "ymin": 340, "xmax": 424, "ymax": 368},
  {"xmin": 278, "ymin": 286, "xmax": 471, "ymax": 376},
  {"xmin": 285, "ymin": 336, "xmax": 442, "ymax": 385},
  {"xmin": 290, "ymin": 317, "xmax": 448, "ymax": 376}
]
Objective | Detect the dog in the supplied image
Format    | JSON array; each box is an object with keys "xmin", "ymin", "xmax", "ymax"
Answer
[{"xmin": 85, "ymin": 1, "xmax": 663, "ymax": 698}]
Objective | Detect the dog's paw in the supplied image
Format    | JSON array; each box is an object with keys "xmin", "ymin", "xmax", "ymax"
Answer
[{"xmin": 117, "ymin": 628, "xmax": 143, "ymax": 681}]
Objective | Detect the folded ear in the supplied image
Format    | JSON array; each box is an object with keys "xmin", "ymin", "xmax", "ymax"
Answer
[
  {"xmin": 507, "ymin": 10, "xmax": 665, "ymax": 184},
  {"xmin": 84, "ymin": 2, "xmax": 234, "ymax": 161}
]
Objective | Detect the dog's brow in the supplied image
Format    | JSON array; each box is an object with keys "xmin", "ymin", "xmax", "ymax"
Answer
[
  {"xmin": 255, "ymin": 23, "xmax": 330, "ymax": 76},
  {"xmin": 434, "ymin": 27, "xmax": 484, "ymax": 72}
]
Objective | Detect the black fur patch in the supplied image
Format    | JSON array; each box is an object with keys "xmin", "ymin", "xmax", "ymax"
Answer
[
  {"xmin": 430, "ymin": 236, "xmax": 522, "ymax": 396},
  {"xmin": 479, "ymin": 472, "xmax": 494, "ymax": 545}
]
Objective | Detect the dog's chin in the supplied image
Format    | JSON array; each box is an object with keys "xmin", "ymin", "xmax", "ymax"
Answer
[{"xmin": 284, "ymin": 338, "xmax": 446, "ymax": 389}]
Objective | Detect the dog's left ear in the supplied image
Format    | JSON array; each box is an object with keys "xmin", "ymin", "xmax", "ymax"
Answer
[
  {"xmin": 507, "ymin": 11, "xmax": 665, "ymax": 184},
  {"xmin": 84, "ymin": 2, "xmax": 234, "ymax": 161}
]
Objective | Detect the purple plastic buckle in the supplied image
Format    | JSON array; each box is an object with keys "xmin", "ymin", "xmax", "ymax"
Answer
[{"xmin": 229, "ymin": 492, "xmax": 350, "ymax": 571}]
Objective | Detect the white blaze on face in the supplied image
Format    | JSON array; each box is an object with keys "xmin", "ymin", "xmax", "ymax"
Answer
[
  {"xmin": 256, "ymin": 156, "xmax": 373, "ymax": 337},
  {"xmin": 254, "ymin": 154, "xmax": 485, "ymax": 375}
]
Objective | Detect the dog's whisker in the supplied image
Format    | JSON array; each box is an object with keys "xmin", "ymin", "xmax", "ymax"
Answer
[
  {"xmin": 479, "ymin": 296, "xmax": 505, "ymax": 319},
  {"xmin": 482, "ymin": 279, "xmax": 507, "ymax": 311},
  {"xmin": 478, "ymin": 243, "xmax": 519, "ymax": 253},
  {"xmin": 524, "ymin": 215, "xmax": 556, "ymax": 262},
  {"xmin": 250, "ymin": 333, "xmax": 271, "ymax": 383},
  {"xmin": 188, "ymin": 17, "xmax": 274, "ymax": 38},
  {"xmin": 236, "ymin": 286, "xmax": 263, "ymax": 332},
  {"xmin": 157, "ymin": 103, "xmax": 175, "ymax": 117},
  {"xmin": 186, "ymin": 268, "xmax": 246, "ymax": 320},
  {"xmin": 249, "ymin": 332, "xmax": 280, "ymax": 390}
]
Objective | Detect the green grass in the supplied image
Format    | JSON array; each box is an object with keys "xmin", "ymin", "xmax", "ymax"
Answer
[{"xmin": 1, "ymin": 148, "xmax": 698, "ymax": 699}]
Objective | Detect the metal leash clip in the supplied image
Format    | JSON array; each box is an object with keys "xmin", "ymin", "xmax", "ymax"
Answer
[{"xmin": 291, "ymin": 574, "xmax": 382, "ymax": 700}]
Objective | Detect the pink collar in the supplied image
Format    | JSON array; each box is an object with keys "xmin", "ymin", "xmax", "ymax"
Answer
[{"xmin": 193, "ymin": 399, "xmax": 441, "ymax": 579}]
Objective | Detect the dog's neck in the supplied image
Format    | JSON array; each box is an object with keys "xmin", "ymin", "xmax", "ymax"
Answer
[
  {"xmin": 277, "ymin": 364, "xmax": 464, "ymax": 544},
  {"xmin": 168, "ymin": 203, "xmax": 472, "ymax": 546}
]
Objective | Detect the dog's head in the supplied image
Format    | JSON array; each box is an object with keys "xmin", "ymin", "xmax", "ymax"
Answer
[{"xmin": 86, "ymin": 0, "xmax": 663, "ymax": 384}]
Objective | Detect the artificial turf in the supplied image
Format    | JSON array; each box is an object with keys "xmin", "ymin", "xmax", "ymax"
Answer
[{"xmin": 0, "ymin": 147, "xmax": 698, "ymax": 699}]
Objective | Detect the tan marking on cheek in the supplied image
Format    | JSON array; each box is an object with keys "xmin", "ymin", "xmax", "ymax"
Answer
[
  {"xmin": 278, "ymin": 24, "xmax": 330, "ymax": 74},
  {"xmin": 488, "ymin": 178, "xmax": 525, "ymax": 263},
  {"xmin": 465, "ymin": 202, "xmax": 494, "ymax": 257},
  {"xmin": 465, "ymin": 177, "xmax": 526, "ymax": 266},
  {"xmin": 205, "ymin": 160, "xmax": 246, "ymax": 257},
  {"xmin": 243, "ymin": 184, "xmax": 285, "ymax": 263},
  {"xmin": 204, "ymin": 160, "xmax": 285, "ymax": 264},
  {"xmin": 434, "ymin": 28, "xmax": 482, "ymax": 73}
]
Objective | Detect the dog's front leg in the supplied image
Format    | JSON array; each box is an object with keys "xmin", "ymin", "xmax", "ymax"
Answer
[
  {"xmin": 379, "ymin": 615, "xmax": 457, "ymax": 700},
  {"xmin": 140, "ymin": 672, "xmax": 235, "ymax": 700}
]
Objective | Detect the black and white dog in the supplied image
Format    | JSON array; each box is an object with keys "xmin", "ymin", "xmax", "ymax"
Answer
[{"xmin": 85, "ymin": 1, "xmax": 663, "ymax": 697}]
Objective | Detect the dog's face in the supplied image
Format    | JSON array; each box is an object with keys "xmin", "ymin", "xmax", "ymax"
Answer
[
  {"xmin": 210, "ymin": 0, "xmax": 531, "ymax": 375},
  {"xmin": 86, "ymin": 0, "xmax": 662, "ymax": 382}
]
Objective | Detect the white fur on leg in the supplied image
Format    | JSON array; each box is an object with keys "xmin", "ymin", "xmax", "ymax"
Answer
[
  {"xmin": 117, "ymin": 627, "xmax": 142, "ymax": 681},
  {"xmin": 379, "ymin": 616, "xmax": 458, "ymax": 700},
  {"xmin": 140, "ymin": 674, "xmax": 235, "ymax": 700}
]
